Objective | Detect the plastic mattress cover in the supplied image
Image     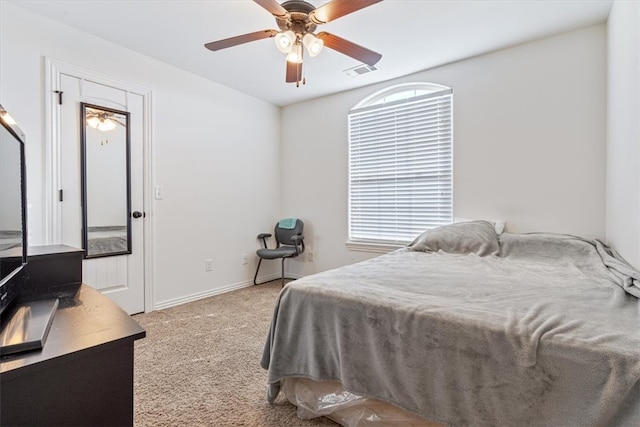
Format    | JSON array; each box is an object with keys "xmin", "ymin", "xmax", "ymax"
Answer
[{"xmin": 281, "ymin": 377, "xmax": 444, "ymax": 427}]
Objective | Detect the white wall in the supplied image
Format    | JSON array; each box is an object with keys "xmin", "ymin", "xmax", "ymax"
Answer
[
  {"xmin": 0, "ymin": 3, "xmax": 282, "ymax": 308},
  {"xmin": 282, "ymin": 25, "xmax": 607, "ymax": 276},
  {"xmin": 606, "ymin": 0, "xmax": 640, "ymax": 269}
]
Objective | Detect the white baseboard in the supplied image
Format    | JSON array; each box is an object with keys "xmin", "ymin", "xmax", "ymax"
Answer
[
  {"xmin": 154, "ymin": 282, "xmax": 252, "ymax": 311},
  {"xmin": 153, "ymin": 273, "xmax": 297, "ymax": 311}
]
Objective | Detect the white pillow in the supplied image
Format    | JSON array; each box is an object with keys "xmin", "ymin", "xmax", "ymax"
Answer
[{"xmin": 454, "ymin": 217, "xmax": 506, "ymax": 234}]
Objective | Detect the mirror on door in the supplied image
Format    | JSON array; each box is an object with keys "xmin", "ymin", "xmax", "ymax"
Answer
[{"xmin": 81, "ymin": 103, "xmax": 131, "ymax": 258}]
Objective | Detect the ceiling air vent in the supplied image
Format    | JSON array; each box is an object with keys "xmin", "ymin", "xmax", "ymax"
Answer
[{"xmin": 344, "ymin": 64, "xmax": 379, "ymax": 77}]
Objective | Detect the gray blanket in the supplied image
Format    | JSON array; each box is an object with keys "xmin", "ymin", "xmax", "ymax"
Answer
[{"xmin": 261, "ymin": 231, "xmax": 640, "ymax": 426}]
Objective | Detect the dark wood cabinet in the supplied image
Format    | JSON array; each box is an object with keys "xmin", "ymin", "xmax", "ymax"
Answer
[{"xmin": 0, "ymin": 246, "xmax": 146, "ymax": 426}]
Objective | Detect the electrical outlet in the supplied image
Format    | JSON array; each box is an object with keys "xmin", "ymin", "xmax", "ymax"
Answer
[
  {"xmin": 308, "ymin": 251, "xmax": 314, "ymax": 262},
  {"xmin": 242, "ymin": 253, "xmax": 249, "ymax": 265},
  {"xmin": 205, "ymin": 259, "xmax": 213, "ymax": 271}
]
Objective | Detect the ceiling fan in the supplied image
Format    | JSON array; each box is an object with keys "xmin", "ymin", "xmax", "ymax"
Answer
[
  {"xmin": 204, "ymin": 0, "xmax": 383, "ymax": 86},
  {"xmin": 86, "ymin": 108, "xmax": 125, "ymax": 132}
]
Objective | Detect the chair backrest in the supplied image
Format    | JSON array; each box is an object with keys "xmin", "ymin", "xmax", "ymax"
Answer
[{"xmin": 275, "ymin": 219, "xmax": 304, "ymax": 247}]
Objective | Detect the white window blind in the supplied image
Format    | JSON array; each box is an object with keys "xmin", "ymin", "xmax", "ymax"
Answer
[{"xmin": 348, "ymin": 88, "xmax": 453, "ymax": 244}]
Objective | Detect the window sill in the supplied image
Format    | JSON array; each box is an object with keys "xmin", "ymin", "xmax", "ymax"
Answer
[{"xmin": 345, "ymin": 241, "xmax": 406, "ymax": 254}]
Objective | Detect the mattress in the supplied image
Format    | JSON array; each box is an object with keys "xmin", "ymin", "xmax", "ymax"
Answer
[{"xmin": 281, "ymin": 377, "xmax": 444, "ymax": 426}]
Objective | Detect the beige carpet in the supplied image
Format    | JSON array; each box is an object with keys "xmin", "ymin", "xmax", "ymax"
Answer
[{"xmin": 133, "ymin": 280, "xmax": 339, "ymax": 426}]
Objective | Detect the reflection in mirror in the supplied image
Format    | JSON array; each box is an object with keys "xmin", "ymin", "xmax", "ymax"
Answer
[
  {"xmin": 0, "ymin": 124, "xmax": 23, "ymax": 253},
  {"xmin": 81, "ymin": 103, "xmax": 131, "ymax": 258}
]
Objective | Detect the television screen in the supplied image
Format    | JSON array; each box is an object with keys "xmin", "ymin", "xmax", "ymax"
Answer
[{"xmin": 0, "ymin": 105, "xmax": 27, "ymax": 315}]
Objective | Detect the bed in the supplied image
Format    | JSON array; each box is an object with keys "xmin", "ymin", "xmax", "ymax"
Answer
[
  {"xmin": 86, "ymin": 226, "xmax": 128, "ymax": 256},
  {"xmin": 260, "ymin": 220, "xmax": 640, "ymax": 426},
  {"xmin": 0, "ymin": 230, "xmax": 22, "ymax": 251}
]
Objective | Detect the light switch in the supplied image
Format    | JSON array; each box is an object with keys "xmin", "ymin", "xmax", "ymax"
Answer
[{"xmin": 154, "ymin": 186, "xmax": 164, "ymax": 200}]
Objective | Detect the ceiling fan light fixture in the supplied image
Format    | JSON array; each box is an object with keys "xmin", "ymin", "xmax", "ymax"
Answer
[
  {"xmin": 302, "ymin": 33, "xmax": 323, "ymax": 57},
  {"xmin": 285, "ymin": 42, "xmax": 303, "ymax": 64},
  {"xmin": 87, "ymin": 116, "xmax": 101, "ymax": 128},
  {"xmin": 97, "ymin": 118, "xmax": 117, "ymax": 132},
  {"xmin": 88, "ymin": 114, "xmax": 117, "ymax": 132},
  {"xmin": 274, "ymin": 30, "xmax": 296, "ymax": 53}
]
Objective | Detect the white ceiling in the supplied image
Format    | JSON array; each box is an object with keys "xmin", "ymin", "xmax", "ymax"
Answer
[{"xmin": 9, "ymin": 0, "xmax": 612, "ymax": 107}]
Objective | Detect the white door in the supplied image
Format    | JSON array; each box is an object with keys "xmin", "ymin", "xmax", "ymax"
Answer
[{"xmin": 58, "ymin": 74, "xmax": 145, "ymax": 314}]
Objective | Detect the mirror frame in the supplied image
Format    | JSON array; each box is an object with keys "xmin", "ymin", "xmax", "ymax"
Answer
[{"xmin": 80, "ymin": 102, "xmax": 132, "ymax": 259}]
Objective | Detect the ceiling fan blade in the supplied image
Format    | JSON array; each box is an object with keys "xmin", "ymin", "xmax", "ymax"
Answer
[
  {"xmin": 204, "ymin": 29, "xmax": 278, "ymax": 51},
  {"xmin": 310, "ymin": 0, "xmax": 382, "ymax": 24},
  {"xmin": 254, "ymin": 0, "xmax": 289, "ymax": 18},
  {"xmin": 286, "ymin": 61, "xmax": 303, "ymax": 83},
  {"xmin": 317, "ymin": 32, "xmax": 381, "ymax": 66}
]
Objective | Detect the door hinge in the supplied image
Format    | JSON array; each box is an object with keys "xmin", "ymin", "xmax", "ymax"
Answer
[
  {"xmin": 53, "ymin": 90, "xmax": 63, "ymax": 105},
  {"xmin": 59, "ymin": 189, "xmax": 63, "ymax": 202}
]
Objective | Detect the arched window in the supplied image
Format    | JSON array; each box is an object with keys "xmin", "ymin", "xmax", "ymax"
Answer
[{"xmin": 348, "ymin": 83, "xmax": 453, "ymax": 247}]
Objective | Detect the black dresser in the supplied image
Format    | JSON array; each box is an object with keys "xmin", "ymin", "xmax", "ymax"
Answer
[{"xmin": 0, "ymin": 245, "xmax": 146, "ymax": 426}]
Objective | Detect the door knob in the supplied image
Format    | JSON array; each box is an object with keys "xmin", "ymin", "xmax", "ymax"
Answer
[{"xmin": 132, "ymin": 211, "xmax": 144, "ymax": 218}]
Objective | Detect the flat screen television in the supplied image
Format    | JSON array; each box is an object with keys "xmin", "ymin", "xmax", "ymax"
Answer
[{"xmin": 0, "ymin": 104, "xmax": 28, "ymax": 316}]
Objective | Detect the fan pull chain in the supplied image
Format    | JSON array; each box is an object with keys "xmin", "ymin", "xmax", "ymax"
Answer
[{"xmin": 298, "ymin": 62, "xmax": 306, "ymax": 87}]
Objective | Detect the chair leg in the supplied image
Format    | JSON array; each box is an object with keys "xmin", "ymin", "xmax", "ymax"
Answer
[
  {"xmin": 253, "ymin": 258, "xmax": 263, "ymax": 286},
  {"xmin": 254, "ymin": 257, "xmax": 292, "ymax": 287},
  {"xmin": 281, "ymin": 258, "xmax": 286, "ymax": 288}
]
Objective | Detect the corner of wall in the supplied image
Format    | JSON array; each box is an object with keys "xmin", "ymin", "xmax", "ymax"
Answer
[{"xmin": 605, "ymin": 0, "xmax": 640, "ymax": 269}]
